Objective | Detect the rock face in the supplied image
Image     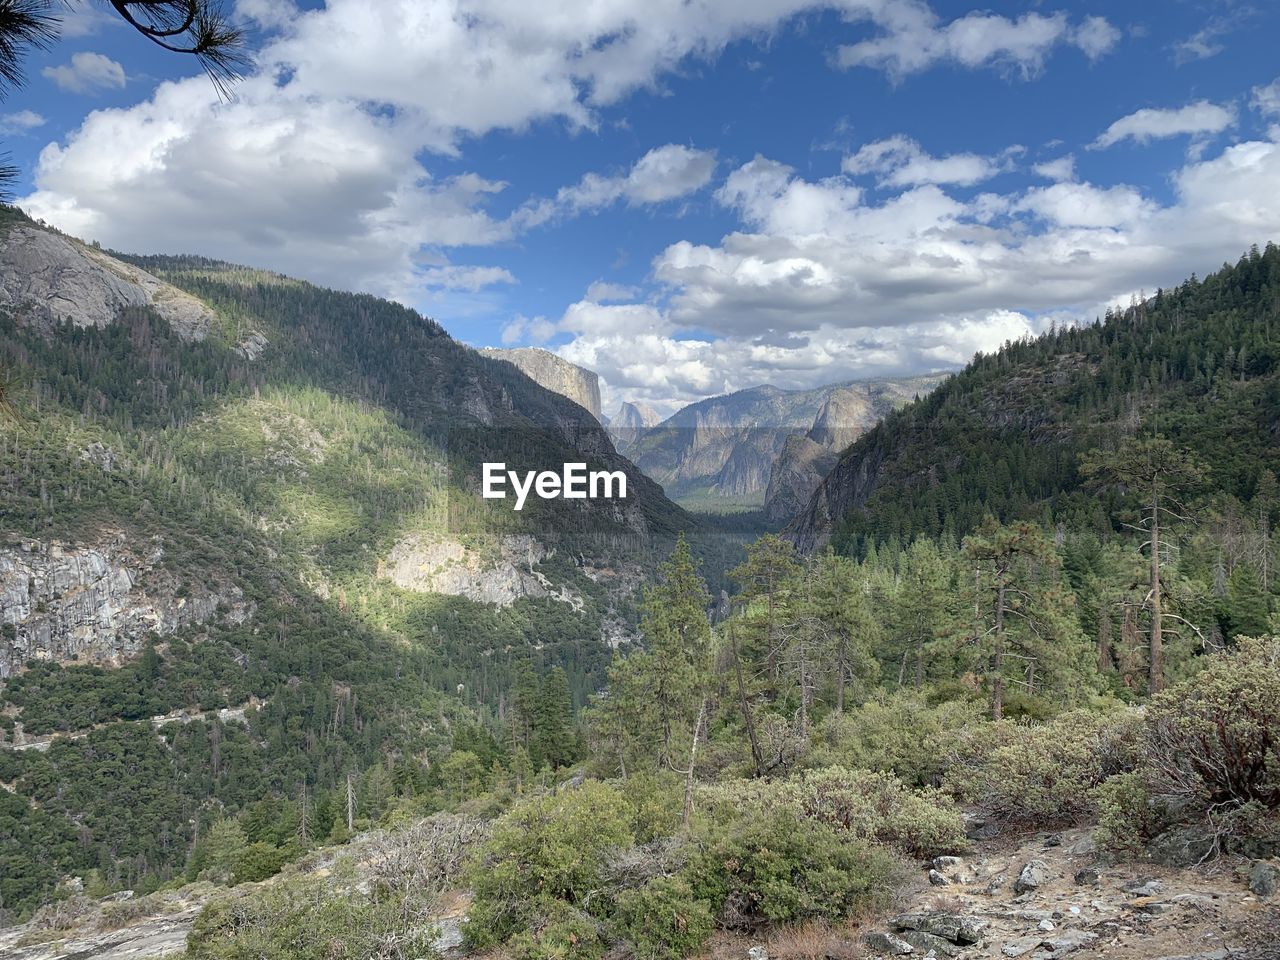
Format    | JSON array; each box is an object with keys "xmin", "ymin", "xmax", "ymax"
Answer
[
  {"xmin": 762, "ymin": 379, "xmax": 946, "ymax": 522},
  {"xmin": 0, "ymin": 534, "xmax": 251, "ymax": 678},
  {"xmin": 379, "ymin": 534, "xmax": 582, "ymax": 609},
  {"xmin": 479, "ymin": 347, "xmax": 603, "ymax": 420},
  {"xmin": 628, "ymin": 376, "xmax": 945, "ymax": 508},
  {"xmin": 608, "ymin": 401, "xmax": 663, "ymax": 450},
  {"xmin": 0, "ymin": 225, "xmax": 220, "ymax": 341}
]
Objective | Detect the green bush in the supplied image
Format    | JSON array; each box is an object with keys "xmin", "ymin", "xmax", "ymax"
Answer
[
  {"xmin": 187, "ymin": 870, "xmax": 436, "ymax": 960},
  {"xmin": 1093, "ymin": 772, "xmax": 1161, "ymax": 856},
  {"xmin": 1140, "ymin": 635, "xmax": 1280, "ymax": 853},
  {"xmin": 507, "ymin": 898, "xmax": 606, "ymax": 960},
  {"xmin": 944, "ymin": 710, "xmax": 1141, "ymax": 828},
  {"xmin": 700, "ymin": 766, "xmax": 967, "ymax": 859},
  {"xmin": 684, "ymin": 811, "xmax": 897, "ymax": 927},
  {"xmin": 465, "ymin": 781, "xmax": 633, "ymax": 950},
  {"xmin": 809, "ymin": 692, "xmax": 983, "ymax": 787},
  {"xmin": 611, "ymin": 876, "xmax": 715, "ymax": 960}
]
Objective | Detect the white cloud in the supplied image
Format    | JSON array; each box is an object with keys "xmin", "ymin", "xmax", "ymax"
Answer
[
  {"xmin": 0, "ymin": 110, "xmax": 45, "ymax": 135},
  {"xmin": 541, "ymin": 128, "xmax": 1280, "ymax": 410},
  {"xmin": 837, "ymin": 7, "xmax": 1118, "ymax": 79},
  {"xmin": 42, "ymin": 52, "xmax": 126, "ymax": 94},
  {"xmin": 1033, "ymin": 155, "xmax": 1075, "ymax": 181},
  {"xmin": 585, "ymin": 281, "xmax": 640, "ymax": 302},
  {"xmin": 1072, "ymin": 16, "xmax": 1121, "ymax": 61},
  {"xmin": 517, "ymin": 144, "xmax": 717, "ymax": 227},
  {"xmin": 419, "ymin": 265, "xmax": 516, "ymax": 292},
  {"xmin": 500, "ymin": 315, "xmax": 557, "ymax": 345},
  {"xmin": 1253, "ymin": 78, "xmax": 1280, "ymax": 118},
  {"xmin": 22, "ymin": 77, "xmax": 514, "ymax": 303},
  {"xmin": 24, "ymin": 0, "xmax": 1115, "ymax": 322},
  {"xmin": 1091, "ymin": 100, "xmax": 1236, "ymax": 150},
  {"xmin": 843, "ymin": 135, "xmax": 1011, "ymax": 187}
]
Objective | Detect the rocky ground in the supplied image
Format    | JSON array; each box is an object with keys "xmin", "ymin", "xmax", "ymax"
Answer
[
  {"xmin": 2, "ymin": 824, "xmax": 1276, "ymax": 960},
  {"xmin": 856, "ymin": 827, "xmax": 1280, "ymax": 960}
]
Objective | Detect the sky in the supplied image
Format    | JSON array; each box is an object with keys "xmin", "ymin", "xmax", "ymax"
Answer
[{"xmin": 6, "ymin": 0, "xmax": 1280, "ymax": 416}]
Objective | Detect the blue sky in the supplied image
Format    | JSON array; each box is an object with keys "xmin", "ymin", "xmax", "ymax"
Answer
[{"xmin": 7, "ymin": 0, "xmax": 1280, "ymax": 414}]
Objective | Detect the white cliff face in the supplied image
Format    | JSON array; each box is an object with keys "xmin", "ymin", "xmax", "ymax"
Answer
[
  {"xmin": 379, "ymin": 534, "xmax": 582, "ymax": 609},
  {"xmin": 0, "ymin": 535, "xmax": 252, "ymax": 677},
  {"xmin": 479, "ymin": 347, "xmax": 603, "ymax": 421}
]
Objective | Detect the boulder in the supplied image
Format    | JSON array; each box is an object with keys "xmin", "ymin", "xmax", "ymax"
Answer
[
  {"xmin": 890, "ymin": 912, "xmax": 988, "ymax": 945},
  {"xmin": 1247, "ymin": 860, "xmax": 1279, "ymax": 897},
  {"xmin": 899, "ymin": 930, "xmax": 964, "ymax": 957},
  {"xmin": 863, "ymin": 932, "xmax": 914, "ymax": 955},
  {"xmin": 1013, "ymin": 859, "xmax": 1051, "ymax": 894}
]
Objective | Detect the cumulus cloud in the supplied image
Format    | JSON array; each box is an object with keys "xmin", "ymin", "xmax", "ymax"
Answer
[
  {"xmin": 42, "ymin": 52, "xmax": 126, "ymax": 94},
  {"xmin": 515, "ymin": 144, "xmax": 717, "ymax": 228},
  {"xmin": 1091, "ymin": 100, "xmax": 1236, "ymax": 150},
  {"xmin": 1032, "ymin": 155, "xmax": 1076, "ymax": 182},
  {"xmin": 843, "ymin": 135, "xmax": 1013, "ymax": 187},
  {"xmin": 836, "ymin": 7, "xmax": 1118, "ymax": 79},
  {"xmin": 0, "ymin": 110, "xmax": 45, "ymax": 135},
  {"xmin": 23, "ymin": 0, "xmax": 1117, "ymax": 318},
  {"xmin": 505, "ymin": 125, "xmax": 1280, "ymax": 410},
  {"xmin": 22, "ymin": 77, "xmax": 514, "ymax": 300}
]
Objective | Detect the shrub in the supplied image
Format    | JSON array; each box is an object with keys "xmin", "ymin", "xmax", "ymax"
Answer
[
  {"xmin": 1141, "ymin": 635, "xmax": 1280, "ymax": 853},
  {"xmin": 465, "ymin": 781, "xmax": 633, "ymax": 950},
  {"xmin": 699, "ymin": 767, "xmax": 967, "ymax": 859},
  {"xmin": 809, "ymin": 692, "xmax": 983, "ymax": 787},
  {"xmin": 187, "ymin": 869, "xmax": 436, "ymax": 960},
  {"xmin": 1093, "ymin": 772, "xmax": 1161, "ymax": 856},
  {"xmin": 684, "ymin": 811, "xmax": 898, "ymax": 928},
  {"xmin": 944, "ymin": 709, "xmax": 1142, "ymax": 828},
  {"xmin": 611, "ymin": 875, "xmax": 715, "ymax": 960},
  {"xmin": 507, "ymin": 898, "xmax": 606, "ymax": 960}
]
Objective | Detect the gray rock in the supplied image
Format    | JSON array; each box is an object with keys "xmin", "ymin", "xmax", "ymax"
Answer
[
  {"xmin": 1013, "ymin": 860, "xmax": 1051, "ymax": 894},
  {"xmin": 1036, "ymin": 919, "xmax": 1054, "ymax": 932},
  {"xmin": 1073, "ymin": 868, "xmax": 1099, "ymax": 886},
  {"xmin": 1123, "ymin": 878, "xmax": 1163, "ymax": 897},
  {"xmin": 0, "ymin": 225, "xmax": 218, "ymax": 340},
  {"xmin": 1038, "ymin": 929, "xmax": 1098, "ymax": 955},
  {"xmin": 864, "ymin": 932, "xmax": 914, "ymax": 955},
  {"xmin": 479, "ymin": 347, "xmax": 603, "ymax": 420},
  {"xmin": 900, "ymin": 930, "xmax": 964, "ymax": 957},
  {"xmin": 933, "ymin": 856, "xmax": 964, "ymax": 871},
  {"xmin": 986, "ymin": 873, "xmax": 1009, "ymax": 895},
  {"xmin": 1146, "ymin": 826, "xmax": 1217, "ymax": 867},
  {"xmin": 1247, "ymin": 860, "xmax": 1279, "ymax": 897},
  {"xmin": 1000, "ymin": 937, "xmax": 1043, "ymax": 958},
  {"xmin": 928, "ymin": 869, "xmax": 950, "ymax": 886},
  {"xmin": 748, "ymin": 946, "xmax": 769, "ymax": 960},
  {"xmin": 891, "ymin": 913, "xmax": 987, "ymax": 945}
]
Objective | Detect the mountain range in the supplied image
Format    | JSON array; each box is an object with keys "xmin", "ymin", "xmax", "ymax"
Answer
[{"xmin": 618, "ymin": 376, "xmax": 947, "ymax": 512}]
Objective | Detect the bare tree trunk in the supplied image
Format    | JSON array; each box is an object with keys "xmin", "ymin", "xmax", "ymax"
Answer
[
  {"xmin": 682, "ymin": 699, "xmax": 706, "ymax": 833},
  {"xmin": 991, "ymin": 578, "xmax": 1007, "ymax": 721},
  {"xmin": 731, "ymin": 624, "xmax": 765, "ymax": 777},
  {"xmin": 1149, "ymin": 485, "xmax": 1164, "ymax": 694}
]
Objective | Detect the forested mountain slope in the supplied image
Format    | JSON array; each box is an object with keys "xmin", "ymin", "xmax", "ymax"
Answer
[
  {"xmin": 788, "ymin": 246, "xmax": 1280, "ymax": 555},
  {"xmin": 0, "ymin": 207, "xmax": 701, "ymax": 916}
]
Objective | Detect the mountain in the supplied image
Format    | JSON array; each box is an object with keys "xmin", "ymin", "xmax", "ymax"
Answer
[
  {"xmin": 787, "ymin": 245, "xmax": 1280, "ymax": 554},
  {"xmin": 0, "ymin": 208, "xmax": 707, "ymax": 911},
  {"xmin": 627, "ymin": 376, "xmax": 946, "ymax": 510},
  {"xmin": 479, "ymin": 346, "xmax": 603, "ymax": 420},
  {"xmin": 608, "ymin": 400, "xmax": 663, "ymax": 448}
]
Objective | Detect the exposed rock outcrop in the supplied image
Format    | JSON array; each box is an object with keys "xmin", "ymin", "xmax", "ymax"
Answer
[
  {"xmin": 0, "ymin": 226, "xmax": 220, "ymax": 341},
  {"xmin": 479, "ymin": 347, "xmax": 603, "ymax": 420},
  {"xmin": 379, "ymin": 534, "xmax": 582, "ymax": 609},
  {"xmin": 0, "ymin": 534, "xmax": 251, "ymax": 677}
]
